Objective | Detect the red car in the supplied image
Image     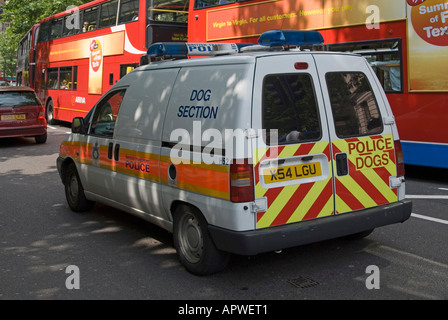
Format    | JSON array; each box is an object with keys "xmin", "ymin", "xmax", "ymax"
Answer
[{"xmin": 0, "ymin": 87, "xmax": 47, "ymax": 143}]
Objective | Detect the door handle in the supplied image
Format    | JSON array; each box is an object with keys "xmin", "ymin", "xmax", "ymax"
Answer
[
  {"xmin": 114, "ymin": 144, "xmax": 120, "ymax": 162},
  {"xmin": 108, "ymin": 142, "xmax": 113, "ymax": 160},
  {"xmin": 335, "ymin": 153, "xmax": 348, "ymax": 176}
]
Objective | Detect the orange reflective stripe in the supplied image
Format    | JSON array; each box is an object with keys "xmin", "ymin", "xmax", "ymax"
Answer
[
  {"xmin": 116, "ymin": 148, "xmax": 160, "ymax": 181},
  {"xmin": 60, "ymin": 141, "xmax": 92, "ymax": 164},
  {"xmin": 60, "ymin": 143, "xmax": 230, "ymax": 199},
  {"xmin": 160, "ymin": 156, "xmax": 230, "ymax": 200}
]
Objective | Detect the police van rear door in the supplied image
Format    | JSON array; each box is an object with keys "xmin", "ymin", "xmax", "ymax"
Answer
[
  {"xmin": 252, "ymin": 53, "xmax": 335, "ymax": 229},
  {"xmin": 314, "ymin": 53, "xmax": 399, "ymax": 215}
]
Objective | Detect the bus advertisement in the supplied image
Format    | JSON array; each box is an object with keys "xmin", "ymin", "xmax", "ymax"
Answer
[
  {"xmin": 188, "ymin": 0, "xmax": 448, "ymax": 169},
  {"xmin": 17, "ymin": 0, "xmax": 188, "ymax": 123}
]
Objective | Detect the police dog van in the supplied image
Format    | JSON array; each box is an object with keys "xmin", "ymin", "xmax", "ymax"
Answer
[{"xmin": 57, "ymin": 30, "xmax": 412, "ymax": 275}]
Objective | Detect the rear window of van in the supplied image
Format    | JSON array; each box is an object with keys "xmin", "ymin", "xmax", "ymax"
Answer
[
  {"xmin": 262, "ymin": 73, "xmax": 322, "ymax": 146},
  {"xmin": 326, "ymin": 72, "xmax": 383, "ymax": 138}
]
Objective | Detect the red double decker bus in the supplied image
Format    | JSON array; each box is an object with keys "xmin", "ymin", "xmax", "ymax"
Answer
[
  {"xmin": 187, "ymin": 0, "xmax": 448, "ymax": 169},
  {"xmin": 17, "ymin": 0, "xmax": 188, "ymax": 123}
]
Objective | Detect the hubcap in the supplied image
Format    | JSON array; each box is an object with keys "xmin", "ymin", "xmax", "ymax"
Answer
[
  {"xmin": 68, "ymin": 173, "xmax": 79, "ymax": 202},
  {"xmin": 178, "ymin": 213, "xmax": 203, "ymax": 264}
]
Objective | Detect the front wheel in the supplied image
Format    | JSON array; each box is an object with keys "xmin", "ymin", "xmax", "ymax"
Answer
[
  {"xmin": 64, "ymin": 162, "xmax": 94, "ymax": 212},
  {"xmin": 46, "ymin": 100, "xmax": 55, "ymax": 125},
  {"xmin": 173, "ymin": 205, "xmax": 230, "ymax": 276}
]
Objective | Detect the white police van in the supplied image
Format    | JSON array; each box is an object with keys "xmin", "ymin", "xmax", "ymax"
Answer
[{"xmin": 57, "ymin": 30, "xmax": 412, "ymax": 275}]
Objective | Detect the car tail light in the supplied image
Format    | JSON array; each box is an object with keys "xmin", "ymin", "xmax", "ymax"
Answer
[
  {"xmin": 394, "ymin": 140, "xmax": 405, "ymax": 177},
  {"xmin": 38, "ymin": 105, "xmax": 47, "ymax": 125},
  {"xmin": 230, "ymin": 159, "xmax": 254, "ymax": 203}
]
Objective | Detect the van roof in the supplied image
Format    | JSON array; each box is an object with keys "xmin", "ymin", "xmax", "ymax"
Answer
[{"xmin": 136, "ymin": 50, "xmax": 360, "ymax": 72}]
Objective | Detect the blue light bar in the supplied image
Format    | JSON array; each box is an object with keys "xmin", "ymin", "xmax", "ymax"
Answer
[
  {"xmin": 147, "ymin": 42, "xmax": 188, "ymax": 58},
  {"xmin": 146, "ymin": 42, "xmax": 254, "ymax": 61},
  {"xmin": 258, "ymin": 30, "xmax": 324, "ymax": 47}
]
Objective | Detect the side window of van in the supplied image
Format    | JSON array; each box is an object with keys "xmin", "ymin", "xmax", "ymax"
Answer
[
  {"xmin": 90, "ymin": 89, "xmax": 126, "ymax": 137},
  {"xmin": 262, "ymin": 73, "xmax": 322, "ymax": 145},
  {"xmin": 326, "ymin": 72, "xmax": 383, "ymax": 138}
]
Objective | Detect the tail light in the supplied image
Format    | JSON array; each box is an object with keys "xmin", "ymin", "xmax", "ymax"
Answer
[
  {"xmin": 38, "ymin": 105, "xmax": 47, "ymax": 125},
  {"xmin": 230, "ymin": 159, "xmax": 254, "ymax": 203},
  {"xmin": 394, "ymin": 140, "xmax": 405, "ymax": 177}
]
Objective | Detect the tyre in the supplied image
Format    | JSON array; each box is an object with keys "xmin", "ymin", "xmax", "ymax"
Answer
[
  {"xmin": 64, "ymin": 162, "xmax": 94, "ymax": 212},
  {"xmin": 35, "ymin": 132, "xmax": 47, "ymax": 144},
  {"xmin": 173, "ymin": 205, "xmax": 230, "ymax": 275},
  {"xmin": 46, "ymin": 100, "xmax": 55, "ymax": 125}
]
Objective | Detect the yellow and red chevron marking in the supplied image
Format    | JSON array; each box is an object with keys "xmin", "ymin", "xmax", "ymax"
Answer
[
  {"xmin": 332, "ymin": 134, "xmax": 398, "ymax": 214},
  {"xmin": 254, "ymin": 141, "xmax": 334, "ymax": 229}
]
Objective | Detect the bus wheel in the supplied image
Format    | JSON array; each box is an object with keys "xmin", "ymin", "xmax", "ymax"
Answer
[
  {"xmin": 64, "ymin": 162, "xmax": 94, "ymax": 212},
  {"xmin": 173, "ymin": 205, "xmax": 230, "ymax": 276},
  {"xmin": 46, "ymin": 100, "xmax": 55, "ymax": 124}
]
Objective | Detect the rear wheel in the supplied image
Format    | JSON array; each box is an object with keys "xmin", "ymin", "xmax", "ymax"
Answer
[
  {"xmin": 173, "ymin": 205, "xmax": 230, "ymax": 275},
  {"xmin": 35, "ymin": 132, "xmax": 47, "ymax": 144},
  {"xmin": 65, "ymin": 162, "xmax": 94, "ymax": 212}
]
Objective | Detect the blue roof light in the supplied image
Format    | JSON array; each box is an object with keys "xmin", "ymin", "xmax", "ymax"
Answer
[
  {"xmin": 147, "ymin": 42, "xmax": 188, "ymax": 58},
  {"xmin": 146, "ymin": 42, "xmax": 252, "ymax": 61},
  {"xmin": 258, "ymin": 30, "xmax": 324, "ymax": 47}
]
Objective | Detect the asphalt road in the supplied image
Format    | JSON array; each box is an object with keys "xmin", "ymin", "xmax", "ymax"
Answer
[{"xmin": 0, "ymin": 123, "xmax": 447, "ymax": 302}]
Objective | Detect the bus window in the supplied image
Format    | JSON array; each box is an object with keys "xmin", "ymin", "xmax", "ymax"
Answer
[
  {"xmin": 63, "ymin": 13, "xmax": 81, "ymax": 36},
  {"xmin": 118, "ymin": 0, "xmax": 140, "ymax": 24},
  {"xmin": 149, "ymin": 0, "xmax": 188, "ymax": 22},
  {"xmin": 50, "ymin": 18, "xmax": 63, "ymax": 40},
  {"xmin": 83, "ymin": 6, "xmax": 99, "ymax": 31},
  {"xmin": 120, "ymin": 63, "xmax": 138, "ymax": 78},
  {"xmin": 38, "ymin": 21, "xmax": 51, "ymax": 42},
  {"xmin": 47, "ymin": 68, "xmax": 59, "ymax": 90},
  {"xmin": 195, "ymin": 0, "xmax": 235, "ymax": 9},
  {"xmin": 72, "ymin": 66, "xmax": 78, "ymax": 91},
  {"xmin": 326, "ymin": 39, "xmax": 402, "ymax": 93},
  {"xmin": 99, "ymin": 0, "xmax": 118, "ymax": 28},
  {"xmin": 59, "ymin": 67, "xmax": 73, "ymax": 90}
]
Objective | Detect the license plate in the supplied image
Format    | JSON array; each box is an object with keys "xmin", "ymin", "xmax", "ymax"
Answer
[
  {"xmin": 263, "ymin": 162, "xmax": 322, "ymax": 184},
  {"xmin": 1, "ymin": 114, "xmax": 26, "ymax": 120}
]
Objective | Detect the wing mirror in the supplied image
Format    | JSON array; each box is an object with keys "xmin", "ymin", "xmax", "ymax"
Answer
[{"xmin": 72, "ymin": 117, "xmax": 88, "ymax": 134}]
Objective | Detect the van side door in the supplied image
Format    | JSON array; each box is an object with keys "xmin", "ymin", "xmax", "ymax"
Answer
[
  {"xmin": 252, "ymin": 54, "xmax": 335, "ymax": 229},
  {"xmin": 112, "ymin": 68, "xmax": 180, "ymax": 223},
  {"xmin": 83, "ymin": 88, "xmax": 127, "ymax": 199}
]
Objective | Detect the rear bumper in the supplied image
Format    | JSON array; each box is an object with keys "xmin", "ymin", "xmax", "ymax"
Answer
[
  {"xmin": 209, "ymin": 200, "xmax": 412, "ymax": 256},
  {"xmin": 0, "ymin": 126, "xmax": 46, "ymax": 138}
]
